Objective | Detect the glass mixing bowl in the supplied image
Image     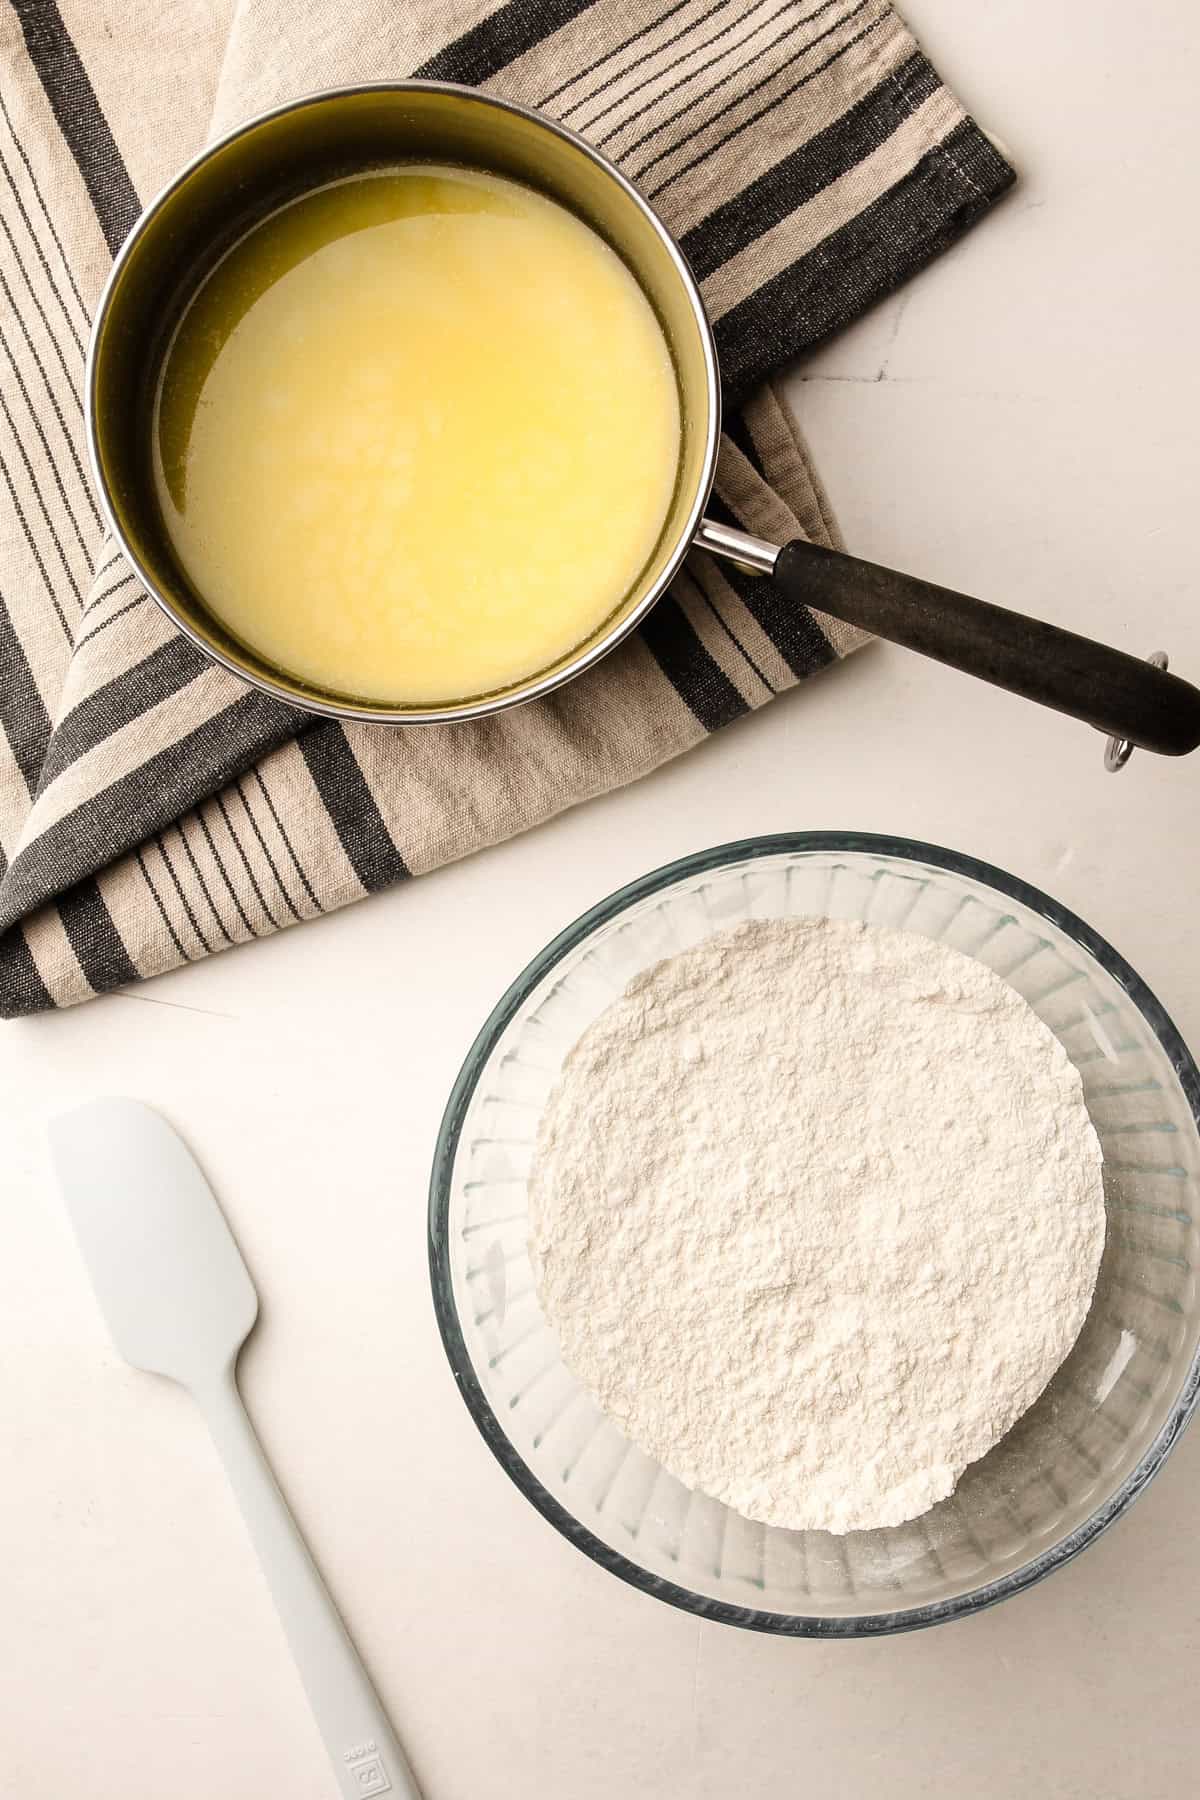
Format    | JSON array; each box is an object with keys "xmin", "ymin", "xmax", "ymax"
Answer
[{"xmin": 428, "ymin": 834, "xmax": 1200, "ymax": 1635}]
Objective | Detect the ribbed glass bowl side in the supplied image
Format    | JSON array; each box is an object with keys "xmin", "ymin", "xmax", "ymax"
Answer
[{"xmin": 429, "ymin": 834, "xmax": 1200, "ymax": 1635}]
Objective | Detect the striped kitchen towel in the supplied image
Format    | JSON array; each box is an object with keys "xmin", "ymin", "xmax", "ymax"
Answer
[{"xmin": 0, "ymin": 0, "xmax": 1013, "ymax": 1015}]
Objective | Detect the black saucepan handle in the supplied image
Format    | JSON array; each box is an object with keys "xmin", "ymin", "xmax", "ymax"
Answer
[{"xmin": 774, "ymin": 538, "xmax": 1200, "ymax": 757}]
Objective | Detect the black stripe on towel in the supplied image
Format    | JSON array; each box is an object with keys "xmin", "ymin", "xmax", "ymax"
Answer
[
  {"xmin": 0, "ymin": 88, "xmax": 92, "ymax": 328},
  {"xmin": 0, "ymin": 593, "xmax": 52, "ymax": 794},
  {"xmin": 604, "ymin": 0, "xmax": 869, "ymax": 160},
  {"xmin": 10, "ymin": 0, "xmax": 141, "ymax": 254},
  {"xmin": 699, "ymin": 493, "xmax": 835, "ymax": 678},
  {"xmin": 175, "ymin": 820, "xmax": 235, "ymax": 947},
  {"xmin": 34, "ymin": 636, "xmax": 213, "ymax": 790},
  {"xmin": 35, "ymin": 637, "xmax": 301, "ymax": 795},
  {"xmin": 298, "ymin": 723, "xmax": 409, "ymax": 893},
  {"xmin": 0, "ymin": 689, "xmax": 302, "ymax": 937},
  {"xmin": 415, "ymin": 0, "xmax": 596, "ymax": 85},
  {"xmin": 681, "ymin": 51, "xmax": 941, "ymax": 281},
  {"xmin": 57, "ymin": 875, "xmax": 138, "ymax": 994},
  {"xmin": 716, "ymin": 120, "xmax": 1015, "ymax": 401},
  {"xmin": 0, "ymin": 445, "xmax": 72, "ymax": 639},
  {"xmin": 637, "ymin": 0, "xmax": 884, "ymax": 190},
  {"xmin": 253, "ymin": 768, "xmax": 324, "ymax": 914},
  {"xmin": 234, "ymin": 779, "xmax": 302, "ymax": 923},
  {"xmin": 543, "ymin": 0, "xmax": 705, "ymax": 114},
  {"xmin": 0, "ymin": 923, "xmax": 51, "ymax": 1015},
  {"xmin": 156, "ymin": 830, "xmax": 213, "ymax": 953},
  {"xmin": 638, "ymin": 592, "xmax": 749, "ymax": 732},
  {"xmin": 576, "ymin": 0, "xmax": 808, "ymax": 140},
  {"xmin": 136, "ymin": 845, "xmax": 190, "ymax": 962},
  {"xmin": 214, "ymin": 790, "xmax": 278, "ymax": 930}
]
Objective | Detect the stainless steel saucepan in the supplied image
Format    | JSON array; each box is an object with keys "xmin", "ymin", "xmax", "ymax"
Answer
[{"xmin": 88, "ymin": 82, "xmax": 1200, "ymax": 758}]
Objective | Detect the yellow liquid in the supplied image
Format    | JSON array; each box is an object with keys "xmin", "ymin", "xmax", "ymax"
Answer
[{"xmin": 153, "ymin": 166, "xmax": 682, "ymax": 705}]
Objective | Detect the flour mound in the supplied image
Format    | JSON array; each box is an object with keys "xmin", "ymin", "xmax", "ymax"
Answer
[{"xmin": 528, "ymin": 918, "xmax": 1106, "ymax": 1535}]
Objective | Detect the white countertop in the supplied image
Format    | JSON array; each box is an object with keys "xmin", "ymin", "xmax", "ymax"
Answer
[{"xmin": 4, "ymin": 4, "xmax": 1198, "ymax": 1795}]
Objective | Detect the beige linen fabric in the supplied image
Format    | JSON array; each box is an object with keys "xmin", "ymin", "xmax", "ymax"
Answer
[{"xmin": 0, "ymin": 0, "xmax": 1013, "ymax": 1012}]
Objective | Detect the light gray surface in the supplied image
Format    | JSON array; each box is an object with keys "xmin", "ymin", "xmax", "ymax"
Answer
[{"xmin": 3, "ymin": 3, "xmax": 1198, "ymax": 1795}]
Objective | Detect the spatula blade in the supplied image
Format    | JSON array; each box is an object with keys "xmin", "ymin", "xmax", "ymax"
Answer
[{"xmin": 49, "ymin": 1098, "xmax": 257, "ymax": 1390}]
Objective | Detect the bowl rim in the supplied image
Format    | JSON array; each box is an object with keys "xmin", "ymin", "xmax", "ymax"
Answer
[
  {"xmin": 85, "ymin": 78, "xmax": 722, "ymax": 727},
  {"xmin": 427, "ymin": 831, "xmax": 1200, "ymax": 1636}
]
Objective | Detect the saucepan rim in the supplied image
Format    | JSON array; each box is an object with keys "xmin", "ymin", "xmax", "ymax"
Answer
[{"xmin": 84, "ymin": 79, "xmax": 723, "ymax": 727}]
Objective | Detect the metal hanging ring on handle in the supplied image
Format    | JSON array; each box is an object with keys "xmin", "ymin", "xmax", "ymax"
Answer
[{"xmin": 1105, "ymin": 653, "xmax": 1170, "ymax": 772}]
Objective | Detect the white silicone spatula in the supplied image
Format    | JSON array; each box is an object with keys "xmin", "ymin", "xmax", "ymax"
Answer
[{"xmin": 49, "ymin": 1097, "xmax": 421, "ymax": 1800}]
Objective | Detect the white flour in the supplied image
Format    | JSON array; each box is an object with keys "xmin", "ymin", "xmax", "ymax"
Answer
[{"xmin": 528, "ymin": 918, "xmax": 1106, "ymax": 1534}]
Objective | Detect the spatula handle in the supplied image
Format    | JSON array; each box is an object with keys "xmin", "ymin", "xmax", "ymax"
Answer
[{"xmin": 199, "ymin": 1369, "xmax": 421, "ymax": 1800}]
